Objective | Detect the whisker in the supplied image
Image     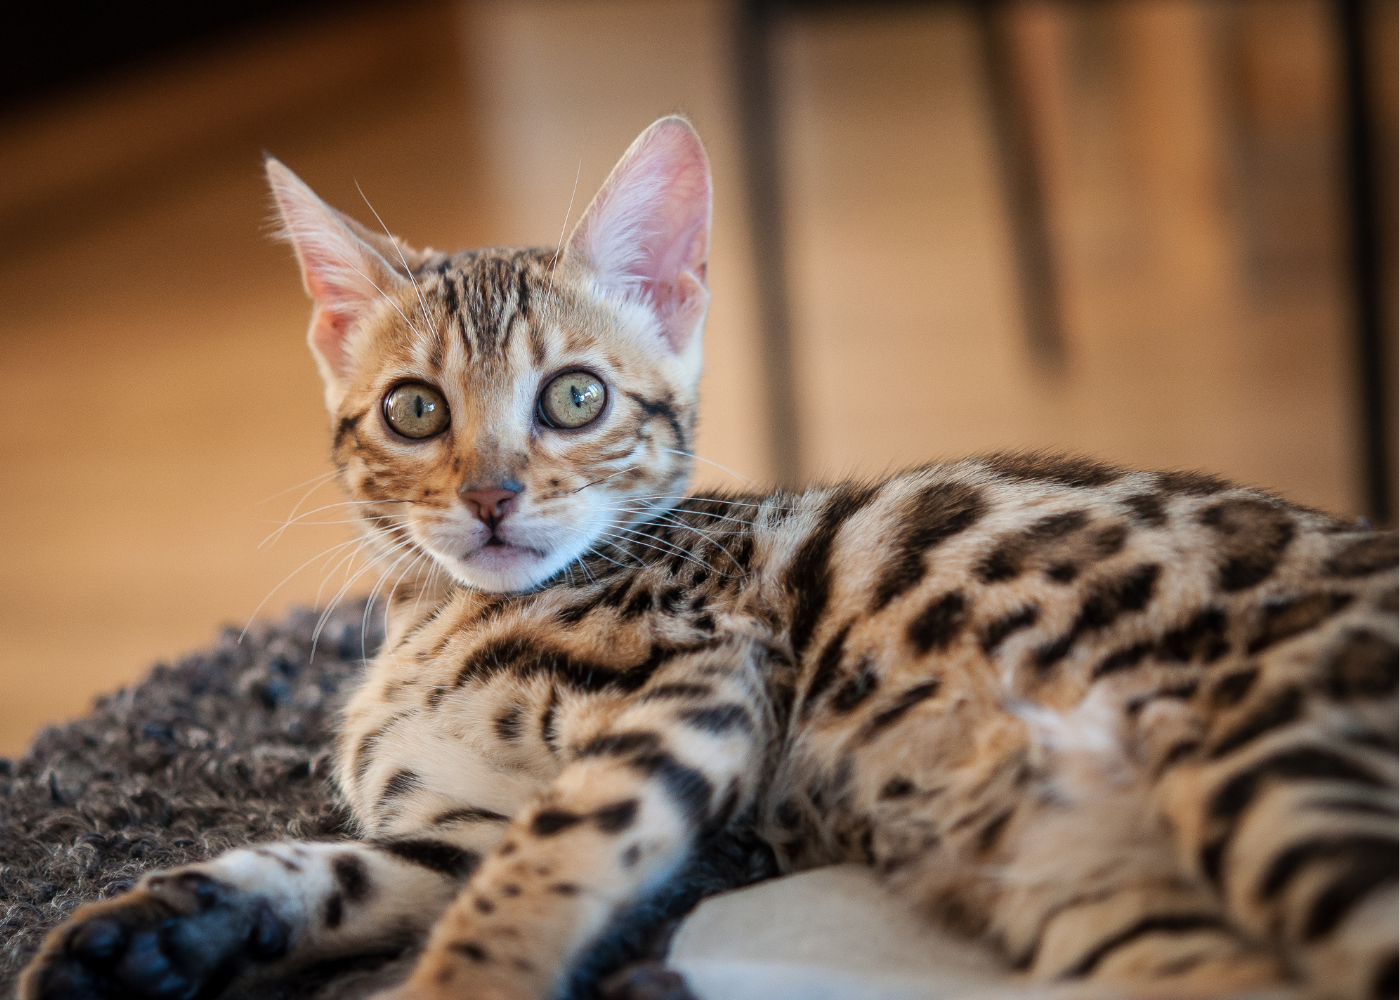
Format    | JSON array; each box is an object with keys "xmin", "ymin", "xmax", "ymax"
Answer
[
  {"xmin": 311, "ymin": 534, "xmax": 416, "ymax": 657},
  {"xmin": 569, "ymin": 465, "xmax": 640, "ymax": 495},
  {"xmin": 601, "ymin": 499, "xmax": 756, "ymax": 531},
  {"xmin": 378, "ymin": 549, "xmax": 432, "ymax": 652},
  {"xmin": 257, "ymin": 469, "xmax": 339, "ymax": 506},
  {"xmin": 355, "ymin": 180, "xmax": 434, "ymax": 347},
  {"xmin": 328, "ymin": 246, "xmax": 429, "ymax": 342},
  {"xmin": 546, "ymin": 159, "xmax": 583, "ymax": 305},
  {"xmin": 612, "ymin": 520, "xmax": 742, "ymax": 577},
  {"xmin": 596, "ymin": 526, "xmax": 722, "ymax": 577},
  {"xmin": 240, "ymin": 536, "xmax": 364, "ymax": 642},
  {"xmin": 662, "ymin": 448, "xmax": 756, "ymax": 486},
  {"xmin": 259, "ymin": 499, "xmax": 416, "ymax": 549}
]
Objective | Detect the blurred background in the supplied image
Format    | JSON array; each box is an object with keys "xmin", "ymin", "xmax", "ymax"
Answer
[{"xmin": 1, "ymin": 0, "xmax": 1395, "ymax": 755}]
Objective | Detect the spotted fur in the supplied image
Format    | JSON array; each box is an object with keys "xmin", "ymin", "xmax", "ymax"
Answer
[{"xmin": 21, "ymin": 118, "xmax": 1397, "ymax": 1000}]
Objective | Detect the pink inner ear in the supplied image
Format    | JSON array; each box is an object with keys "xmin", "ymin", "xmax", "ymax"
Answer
[
  {"xmin": 569, "ymin": 119, "xmax": 713, "ymax": 346},
  {"xmin": 266, "ymin": 158, "xmax": 399, "ymax": 382}
]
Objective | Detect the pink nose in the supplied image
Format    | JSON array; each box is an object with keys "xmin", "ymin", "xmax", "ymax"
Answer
[{"xmin": 460, "ymin": 487, "xmax": 518, "ymax": 527}]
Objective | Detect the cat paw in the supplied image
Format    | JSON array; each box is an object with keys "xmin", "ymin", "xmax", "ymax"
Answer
[{"xmin": 18, "ymin": 870, "xmax": 290, "ymax": 1000}]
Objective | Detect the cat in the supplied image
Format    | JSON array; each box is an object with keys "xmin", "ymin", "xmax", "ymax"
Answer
[{"xmin": 20, "ymin": 116, "xmax": 1398, "ymax": 1000}]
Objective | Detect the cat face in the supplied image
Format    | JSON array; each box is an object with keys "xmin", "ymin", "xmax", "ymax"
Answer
[{"xmin": 267, "ymin": 117, "xmax": 713, "ymax": 592}]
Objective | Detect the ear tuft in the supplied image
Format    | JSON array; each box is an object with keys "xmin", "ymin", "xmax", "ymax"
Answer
[
  {"xmin": 564, "ymin": 116, "xmax": 712, "ymax": 352},
  {"xmin": 265, "ymin": 157, "xmax": 403, "ymax": 397}
]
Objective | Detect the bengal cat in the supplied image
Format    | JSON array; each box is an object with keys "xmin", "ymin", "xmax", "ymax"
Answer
[{"xmin": 21, "ymin": 116, "xmax": 1397, "ymax": 1000}]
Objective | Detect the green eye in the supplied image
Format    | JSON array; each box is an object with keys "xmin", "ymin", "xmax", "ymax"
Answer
[
  {"xmin": 539, "ymin": 371, "xmax": 606, "ymax": 429},
  {"xmin": 383, "ymin": 382, "xmax": 450, "ymax": 439}
]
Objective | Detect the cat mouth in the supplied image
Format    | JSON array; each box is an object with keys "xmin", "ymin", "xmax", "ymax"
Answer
[{"xmin": 473, "ymin": 535, "xmax": 548, "ymax": 559}]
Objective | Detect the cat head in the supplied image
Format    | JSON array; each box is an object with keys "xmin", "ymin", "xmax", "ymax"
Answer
[{"xmin": 267, "ymin": 116, "xmax": 712, "ymax": 593}]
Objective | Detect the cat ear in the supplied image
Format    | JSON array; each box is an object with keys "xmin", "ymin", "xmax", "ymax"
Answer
[
  {"xmin": 564, "ymin": 116, "xmax": 712, "ymax": 352},
  {"xmin": 264, "ymin": 156, "xmax": 404, "ymax": 400}
]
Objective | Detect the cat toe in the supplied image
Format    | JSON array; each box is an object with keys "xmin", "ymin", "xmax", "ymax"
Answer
[{"xmin": 19, "ymin": 872, "xmax": 290, "ymax": 1000}]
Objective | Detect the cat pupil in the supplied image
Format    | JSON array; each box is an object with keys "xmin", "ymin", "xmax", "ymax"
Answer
[{"xmin": 414, "ymin": 395, "xmax": 425, "ymax": 418}]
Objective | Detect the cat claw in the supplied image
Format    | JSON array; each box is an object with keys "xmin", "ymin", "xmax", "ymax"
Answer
[{"xmin": 18, "ymin": 870, "xmax": 289, "ymax": 1000}]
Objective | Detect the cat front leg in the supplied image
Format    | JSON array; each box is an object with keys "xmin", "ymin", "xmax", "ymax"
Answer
[
  {"xmin": 384, "ymin": 634, "xmax": 778, "ymax": 1000},
  {"xmin": 17, "ymin": 824, "xmax": 500, "ymax": 1000}
]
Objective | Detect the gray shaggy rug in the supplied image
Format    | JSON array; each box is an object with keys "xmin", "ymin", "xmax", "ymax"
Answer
[{"xmin": 0, "ymin": 602, "xmax": 773, "ymax": 1000}]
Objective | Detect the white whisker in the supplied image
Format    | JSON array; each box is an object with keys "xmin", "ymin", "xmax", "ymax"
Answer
[
  {"xmin": 546, "ymin": 160, "xmax": 583, "ymax": 305},
  {"xmin": 663, "ymin": 448, "xmax": 756, "ymax": 486},
  {"xmin": 356, "ymin": 179, "xmax": 435, "ymax": 348}
]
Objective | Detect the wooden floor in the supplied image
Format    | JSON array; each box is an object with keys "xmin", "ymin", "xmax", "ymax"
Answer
[{"xmin": 0, "ymin": 0, "xmax": 1389, "ymax": 754}]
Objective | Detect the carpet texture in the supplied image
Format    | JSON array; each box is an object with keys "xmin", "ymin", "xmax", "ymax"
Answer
[{"xmin": 0, "ymin": 603, "xmax": 772, "ymax": 1000}]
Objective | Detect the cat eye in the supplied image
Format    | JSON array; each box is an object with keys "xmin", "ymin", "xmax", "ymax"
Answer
[
  {"xmin": 383, "ymin": 382, "xmax": 450, "ymax": 439},
  {"xmin": 538, "ymin": 371, "xmax": 607, "ymax": 429}
]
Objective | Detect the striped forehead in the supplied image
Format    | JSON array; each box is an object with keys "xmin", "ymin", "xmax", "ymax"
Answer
[{"xmin": 412, "ymin": 248, "xmax": 556, "ymax": 378}]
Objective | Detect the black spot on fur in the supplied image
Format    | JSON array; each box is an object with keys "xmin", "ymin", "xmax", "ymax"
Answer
[
  {"xmin": 879, "ymin": 777, "xmax": 915, "ymax": 799},
  {"xmin": 1061, "ymin": 914, "xmax": 1226, "ymax": 978},
  {"xmin": 1208, "ymin": 688, "xmax": 1304, "ymax": 759},
  {"xmin": 1125, "ymin": 681, "xmax": 1198, "ymax": 715},
  {"xmin": 1208, "ymin": 747, "xmax": 1387, "ymax": 824},
  {"xmin": 1036, "ymin": 565, "xmax": 1159, "ymax": 671},
  {"xmin": 332, "ymin": 854, "xmax": 371, "ymax": 902},
  {"xmin": 540, "ymin": 687, "xmax": 560, "ymax": 749},
  {"xmin": 871, "ymin": 482, "xmax": 986, "ymax": 610},
  {"xmin": 1157, "ymin": 470, "xmax": 1228, "ymax": 495},
  {"xmin": 1325, "ymin": 629, "xmax": 1399, "ymax": 698},
  {"xmin": 631, "ymin": 752, "xmax": 713, "ymax": 826},
  {"xmin": 456, "ymin": 638, "xmax": 677, "ymax": 695},
  {"xmin": 1249, "ymin": 593, "xmax": 1353, "ymax": 654},
  {"xmin": 574, "ymin": 731, "xmax": 663, "ymax": 759},
  {"xmin": 1159, "ymin": 608, "xmax": 1230, "ymax": 663},
  {"xmin": 908, "ymin": 592, "xmax": 968, "ymax": 653},
  {"xmin": 594, "ymin": 799, "xmax": 640, "ymax": 833},
  {"xmin": 1122, "ymin": 493, "xmax": 1167, "ymax": 526},
  {"xmin": 531, "ymin": 810, "xmax": 584, "ymax": 836},
  {"xmin": 640, "ymin": 683, "xmax": 713, "ymax": 702},
  {"xmin": 623, "ymin": 590, "xmax": 655, "ymax": 618},
  {"xmin": 786, "ymin": 485, "xmax": 879, "ymax": 658},
  {"xmin": 679, "ymin": 704, "xmax": 754, "ymax": 735},
  {"xmin": 980, "ymin": 605, "xmax": 1038, "ymax": 654},
  {"xmin": 324, "ymin": 893, "xmax": 343, "ymax": 929},
  {"xmin": 452, "ymin": 941, "xmax": 489, "ymax": 962},
  {"xmin": 434, "ymin": 806, "xmax": 510, "ymax": 826},
  {"xmin": 378, "ymin": 769, "xmax": 421, "ymax": 805},
  {"xmin": 550, "ymin": 882, "xmax": 581, "ymax": 896},
  {"xmin": 494, "ymin": 706, "xmax": 524, "ymax": 742},
  {"xmin": 984, "ymin": 452, "xmax": 1122, "ymax": 488},
  {"xmin": 830, "ymin": 661, "xmax": 879, "ymax": 713},
  {"xmin": 977, "ymin": 808, "xmax": 1013, "ymax": 853},
  {"xmin": 1304, "ymin": 845, "xmax": 1400, "ymax": 940},
  {"xmin": 862, "ymin": 681, "xmax": 940, "ymax": 741},
  {"xmin": 1200, "ymin": 498, "xmax": 1296, "ymax": 591},
  {"xmin": 1093, "ymin": 641, "xmax": 1154, "ymax": 678},
  {"xmin": 1324, "ymin": 534, "xmax": 1399, "ymax": 578},
  {"xmin": 803, "ymin": 622, "xmax": 851, "ymax": 718},
  {"xmin": 376, "ymin": 838, "xmax": 479, "ymax": 878},
  {"xmin": 976, "ymin": 544, "xmax": 1021, "ymax": 583},
  {"xmin": 1258, "ymin": 833, "xmax": 1398, "ymax": 900},
  {"xmin": 1211, "ymin": 667, "xmax": 1259, "ymax": 707}
]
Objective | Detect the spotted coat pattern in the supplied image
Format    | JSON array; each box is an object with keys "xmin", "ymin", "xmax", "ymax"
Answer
[{"xmin": 20, "ymin": 154, "xmax": 1399, "ymax": 1000}]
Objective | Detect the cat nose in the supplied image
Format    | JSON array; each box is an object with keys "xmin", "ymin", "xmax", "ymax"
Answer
[{"xmin": 460, "ymin": 486, "xmax": 518, "ymax": 527}]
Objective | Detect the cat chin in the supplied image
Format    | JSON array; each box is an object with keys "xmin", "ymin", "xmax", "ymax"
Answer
[{"xmin": 439, "ymin": 541, "xmax": 574, "ymax": 594}]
